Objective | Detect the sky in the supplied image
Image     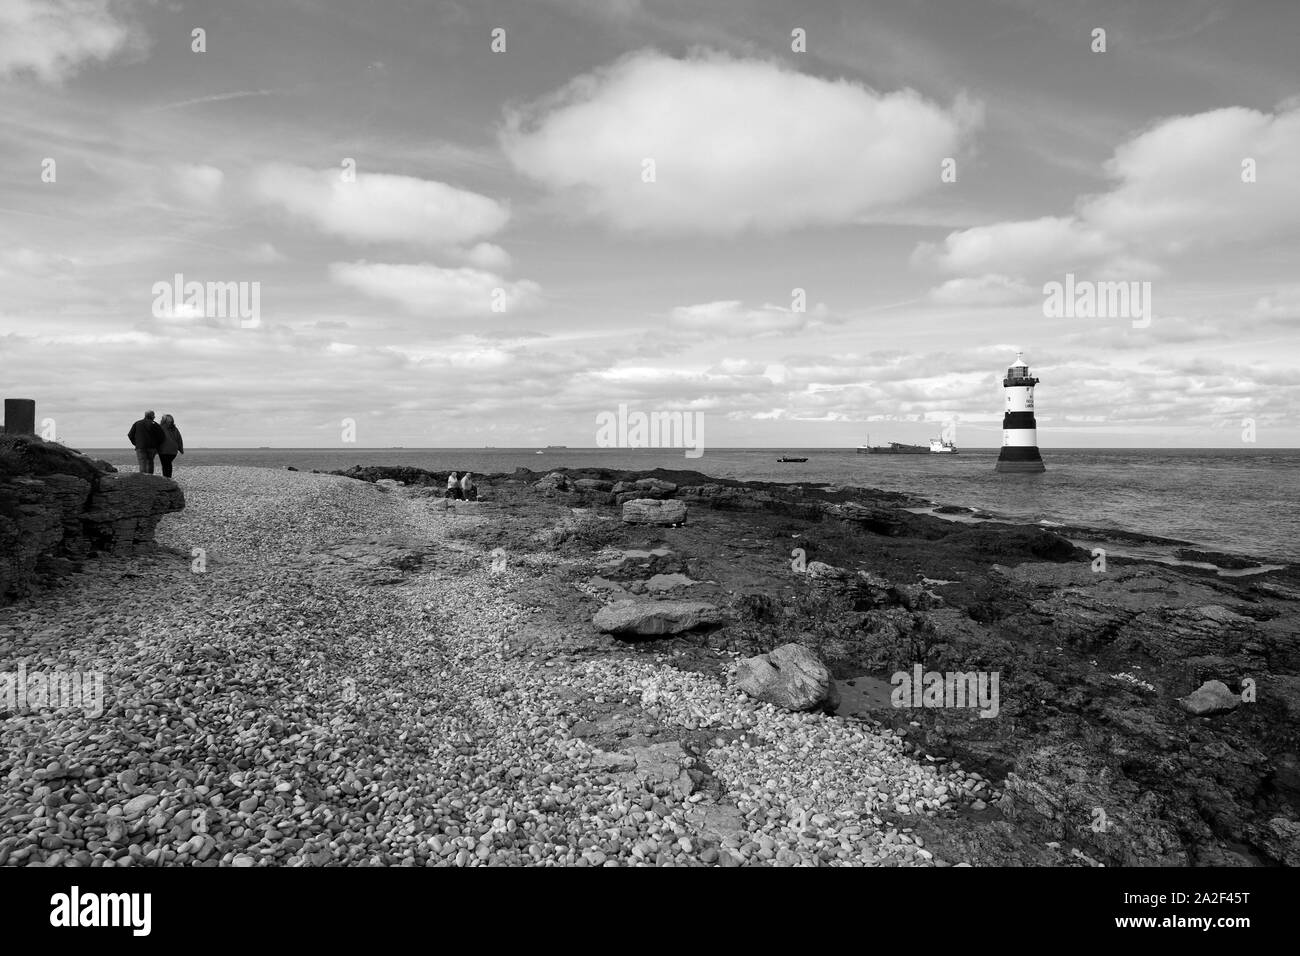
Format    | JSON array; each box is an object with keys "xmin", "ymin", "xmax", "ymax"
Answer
[{"xmin": 1, "ymin": 0, "xmax": 1297, "ymax": 449}]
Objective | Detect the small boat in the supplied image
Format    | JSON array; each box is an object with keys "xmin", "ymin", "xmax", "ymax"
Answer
[
  {"xmin": 535, "ymin": 450, "xmax": 544, "ymax": 455},
  {"xmin": 777, "ymin": 455, "xmax": 808, "ymax": 462}
]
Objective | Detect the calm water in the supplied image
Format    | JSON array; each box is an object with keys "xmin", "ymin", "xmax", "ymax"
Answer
[{"xmin": 84, "ymin": 447, "xmax": 1300, "ymax": 563}]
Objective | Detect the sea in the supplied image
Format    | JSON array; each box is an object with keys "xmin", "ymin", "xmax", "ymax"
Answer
[{"xmin": 83, "ymin": 447, "xmax": 1300, "ymax": 566}]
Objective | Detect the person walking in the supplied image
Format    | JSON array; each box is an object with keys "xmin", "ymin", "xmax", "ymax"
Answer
[
  {"xmin": 446, "ymin": 471, "xmax": 461, "ymax": 500},
  {"xmin": 127, "ymin": 410, "xmax": 165, "ymax": 474},
  {"xmin": 460, "ymin": 471, "xmax": 476, "ymax": 501},
  {"xmin": 158, "ymin": 414, "xmax": 184, "ymax": 478}
]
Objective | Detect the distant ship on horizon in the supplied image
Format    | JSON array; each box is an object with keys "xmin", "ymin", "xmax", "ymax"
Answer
[{"xmin": 857, "ymin": 435, "xmax": 958, "ymax": 455}]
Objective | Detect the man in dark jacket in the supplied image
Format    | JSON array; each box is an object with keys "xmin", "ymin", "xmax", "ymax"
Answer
[{"xmin": 127, "ymin": 410, "xmax": 165, "ymax": 474}]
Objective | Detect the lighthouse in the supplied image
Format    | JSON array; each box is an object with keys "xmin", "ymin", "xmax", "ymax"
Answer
[{"xmin": 995, "ymin": 352, "xmax": 1045, "ymax": 473}]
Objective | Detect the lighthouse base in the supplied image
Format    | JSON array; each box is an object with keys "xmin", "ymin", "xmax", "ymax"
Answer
[{"xmin": 995, "ymin": 459, "xmax": 1046, "ymax": 473}]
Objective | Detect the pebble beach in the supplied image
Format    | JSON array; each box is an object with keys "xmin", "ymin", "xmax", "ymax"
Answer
[{"xmin": 0, "ymin": 466, "xmax": 997, "ymax": 867}]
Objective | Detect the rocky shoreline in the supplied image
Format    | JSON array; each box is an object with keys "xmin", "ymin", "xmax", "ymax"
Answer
[
  {"xmin": 336, "ymin": 462, "xmax": 1300, "ymax": 866},
  {"xmin": 1, "ymin": 460, "xmax": 1296, "ymax": 867}
]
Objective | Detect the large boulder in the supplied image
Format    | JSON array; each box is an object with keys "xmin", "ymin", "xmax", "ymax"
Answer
[
  {"xmin": 622, "ymin": 498, "xmax": 687, "ymax": 526},
  {"xmin": 593, "ymin": 599, "xmax": 722, "ymax": 637},
  {"xmin": 735, "ymin": 643, "xmax": 839, "ymax": 712},
  {"xmin": 613, "ymin": 478, "xmax": 680, "ymax": 505},
  {"xmin": 533, "ymin": 471, "xmax": 569, "ymax": 493},
  {"xmin": 1179, "ymin": 680, "xmax": 1240, "ymax": 716}
]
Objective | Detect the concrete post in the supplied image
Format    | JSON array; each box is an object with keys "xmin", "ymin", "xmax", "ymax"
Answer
[{"xmin": 3, "ymin": 399, "xmax": 36, "ymax": 436}]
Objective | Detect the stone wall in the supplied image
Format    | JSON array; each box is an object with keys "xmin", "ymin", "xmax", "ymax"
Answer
[{"xmin": 0, "ymin": 434, "xmax": 185, "ymax": 604}]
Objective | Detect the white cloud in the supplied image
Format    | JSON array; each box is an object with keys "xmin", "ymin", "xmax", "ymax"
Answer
[
  {"xmin": 927, "ymin": 273, "xmax": 1037, "ymax": 306},
  {"xmin": 502, "ymin": 49, "xmax": 980, "ymax": 236},
  {"xmin": 0, "ymin": 0, "xmax": 144, "ymax": 82},
  {"xmin": 915, "ymin": 216, "xmax": 1118, "ymax": 276},
  {"xmin": 329, "ymin": 261, "xmax": 541, "ymax": 318},
  {"xmin": 1081, "ymin": 106, "xmax": 1300, "ymax": 252},
  {"xmin": 462, "ymin": 242, "xmax": 513, "ymax": 271},
  {"xmin": 916, "ymin": 104, "xmax": 1300, "ymax": 277},
  {"xmin": 707, "ymin": 358, "xmax": 769, "ymax": 376},
  {"xmin": 252, "ymin": 164, "xmax": 510, "ymax": 248}
]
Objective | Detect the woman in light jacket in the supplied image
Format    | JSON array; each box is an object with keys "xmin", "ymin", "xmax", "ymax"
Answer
[{"xmin": 158, "ymin": 414, "xmax": 185, "ymax": 478}]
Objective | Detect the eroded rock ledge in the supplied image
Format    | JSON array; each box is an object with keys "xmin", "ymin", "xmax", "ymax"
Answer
[{"xmin": 0, "ymin": 435, "xmax": 185, "ymax": 604}]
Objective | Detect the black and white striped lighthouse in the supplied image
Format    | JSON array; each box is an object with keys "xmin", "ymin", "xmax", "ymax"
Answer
[{"xmin": 995, "ymin": 352, "xmax": 1045, "ymax": 473}]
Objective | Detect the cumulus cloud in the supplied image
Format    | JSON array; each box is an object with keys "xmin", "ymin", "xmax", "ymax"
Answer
[
  {"xmin": 916, "ymin": 104, "xmax": 1300, "ymax": 277},
  {"xmin": 329, "ymin": 261, "xmax": 541, "ymax": 318},
  {"xmin": 0, "ymin": 0, "xmax": 144, "ymax": 82},
  {"xmin": 914, "ymin": 216, "xmax": 1120, "ymax": 277},
  {"xmin": 927, "ymin": 273, "xmax": 1036, "ymax": 306},
  {"xmin": 252, "ymin": 164, "xmax": 510, "ymax": 248},
  {"xmin": 1081, "ymin": 106, "xmax": 1300, "ymax": 251},
  {"xmin": 502, "ymin": 49, "xmax": 980, "ymax": 236},
  {"xmin": 462, "ymin": 242, "xmax": 513, "ymax": 271}
]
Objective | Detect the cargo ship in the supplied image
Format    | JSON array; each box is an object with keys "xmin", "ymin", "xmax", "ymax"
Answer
[{"xmin": 856, "ymin": 436, "xmax": 958, "ymax": 454}]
